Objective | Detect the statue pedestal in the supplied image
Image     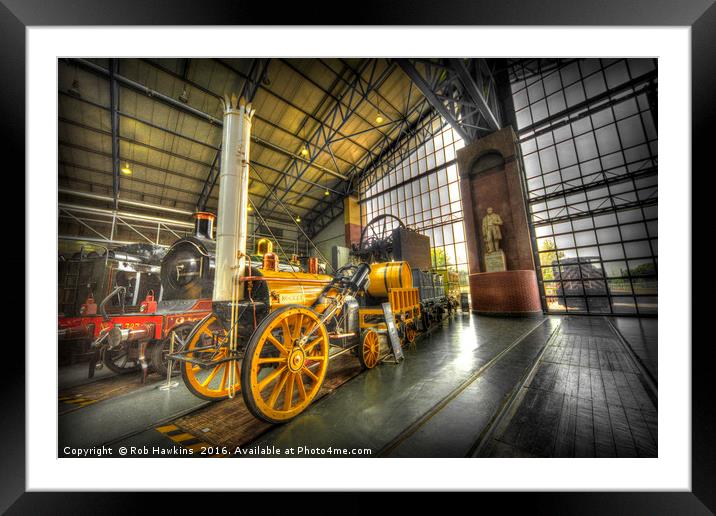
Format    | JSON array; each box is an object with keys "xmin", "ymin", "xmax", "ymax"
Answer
[
  {"xmin": 468, "ymin": 270, "xmax": 542, "ymax": 316},
  {"xmin": 484, "ymin": 250, "xmax": 506, "ymax": 272}
]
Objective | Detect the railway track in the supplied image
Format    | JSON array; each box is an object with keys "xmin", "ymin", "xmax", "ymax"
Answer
[{"xmin": 377, "ymin": 318, "xmax": 561, "ymax": 457}]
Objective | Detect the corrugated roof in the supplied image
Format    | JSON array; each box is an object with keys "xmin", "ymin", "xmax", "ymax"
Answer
[{"xmin": 58, "ymin": 58, "xmax": 432, "ymax": 232}]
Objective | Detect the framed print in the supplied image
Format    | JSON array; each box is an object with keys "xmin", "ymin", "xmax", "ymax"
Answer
[{"xmin": 3, "ymin": 0, "xmax": 712, "ymax": 512}]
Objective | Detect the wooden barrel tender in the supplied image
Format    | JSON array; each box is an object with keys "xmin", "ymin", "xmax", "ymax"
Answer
[{"xmin": 366, "ymin": 261, "xmax": 413, "ymax": 298}]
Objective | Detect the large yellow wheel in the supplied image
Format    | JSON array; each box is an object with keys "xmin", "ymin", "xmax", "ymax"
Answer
[
  {"xmin": 181, "ymin": 313, "xmax": 240, "ymax": 400},
  {"xmin": 241, "ymin": 305, "xmax": 329, "ymax": 424},
  {"xmin": 358, "ymin": 329, "xmax": 381, "ymax": 369}
]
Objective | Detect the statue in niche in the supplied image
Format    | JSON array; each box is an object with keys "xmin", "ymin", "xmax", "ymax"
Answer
[{"xmin": 481, "ymin": 207, "xmax": 503, "ymax": 253}]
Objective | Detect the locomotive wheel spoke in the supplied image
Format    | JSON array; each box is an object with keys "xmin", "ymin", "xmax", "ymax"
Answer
[
  {"xmin": 257, "ymin": 357, "xmax": 287, "ymax": 365},
  {"xmin": 267, "ymin": 334, "xmax": 288, "ymax": 355},
  {"xmin": 303, "ymin": 336, "xmax": 323, "ymax": 353},
  {"xmin": 292, "ymin": 314, "xmax": 303, "ymax": 341},
  {"xmin": 258, "ymin": 365, "xmax": 288, "ymax": 392},
  {"xmin": 219, "ymin": 364, "xmax": 229, "ymax": 391},
  {"xmin": 268, "ymin": 371, "xmax": 290, "ymax": 408},
  {"xmin": 281, "ymin": 319, "xmax": 292, "ymax": 347},
  {"xmin": 296, "ymin": 373, "xmax": 307, "ymax": 401},
  {"xmin": 302, "ymin": 366, "xmax": 319, "ymax": 382},
  {"xmin": 284, "ymin": 374, "xmax": 295, "ymax": 410},
  {"xmin": 200, "ymin": 363, "xmax": 224, "ymax": 387}
]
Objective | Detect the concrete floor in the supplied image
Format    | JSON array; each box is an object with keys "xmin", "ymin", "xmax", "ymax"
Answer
[{"xmin": 58, "ymin": 361, "xmax": 114, "ymax": 390}]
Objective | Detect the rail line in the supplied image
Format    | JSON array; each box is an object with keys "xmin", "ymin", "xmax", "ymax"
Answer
[
  {"xmin": 58, "ymin": 370, "xmax": 170, "ymax": 416},
  {"xmin": 377, "ymin": 318, "xmax": 558, "ymax": 457},
  {"xmin": 605, "ymin": 317, "xmax": 658, "ymax": 407},
  {"xmin": 468, "ymin": 323, "xmax": 560, "ymax": 457}
]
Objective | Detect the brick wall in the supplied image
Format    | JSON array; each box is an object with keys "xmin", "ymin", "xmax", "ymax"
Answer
[
  {"xmin": 345, "ymin": 223, "xmax": 361, "ymax": 248},
  {"xmin": 469, "ymin": 270, "xmax": 542, "ymax": 315}
]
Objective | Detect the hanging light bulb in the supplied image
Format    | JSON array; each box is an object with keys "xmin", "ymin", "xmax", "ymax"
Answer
[
  {"xmin": 300, "ymin": 145, "xmax": 309, "ymax": 157},
  {"xmin": 178, "ymin": 86, "xmax": 189, "ymax": 104},
  {"xmin": 324, "ymin": 189, "xmax": 330, "ymax": 197},
  {"xmin": 120, "ymin": 162, "xmax": 132, "ymax": 175},
  {"xmin": 247, "ymin": 205, "xmax": 253, "ymax": 212},
  {"xmin": 295, "ymin": 216, "xmax": 301, "ymax": 223},
  {"xmin": 375, "ymin": 111, "xmax": 384, "ymax": 124}
]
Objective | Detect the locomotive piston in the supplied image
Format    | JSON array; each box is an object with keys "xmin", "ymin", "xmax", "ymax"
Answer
[{"xmin": 106, "ymin": 324, "xmax": 154, "ymax": 348}]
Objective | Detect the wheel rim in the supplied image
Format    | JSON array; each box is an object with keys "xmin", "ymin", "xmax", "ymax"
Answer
[
  {"xmin": 182, "ymin": 314, "xmax": 240, "ymax": 398},
  {"xmin": 362, "ymin": 330, "xmax": 380, "ymax": 368},
  {"xmin": 247, "ymin": 307, "xmax": 328, "ymax": 421}
]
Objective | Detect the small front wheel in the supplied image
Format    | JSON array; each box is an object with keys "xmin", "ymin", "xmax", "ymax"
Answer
[
  {"xmin": 358, "ymin": 328, "xmax": 381, "ymax": 369},
  {"xmin": 102, "ymin": 345, "xmax": 142, "ymax": 374}
]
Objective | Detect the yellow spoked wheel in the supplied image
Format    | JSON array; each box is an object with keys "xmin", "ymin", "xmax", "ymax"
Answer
[
  {"xmin": 405, "ymin": 323, "xmax": 417, "ymax": 345},
  {"xmin": 181, "ymin": 313, "xmax": 240, "ymax": 400},
  {"xmin": 358, "ymin": 328, "xmax": 381, "ymax": 369},
  {"xmin": 241, "ymin": 305, "xmax": 329, "ymax": 424}
]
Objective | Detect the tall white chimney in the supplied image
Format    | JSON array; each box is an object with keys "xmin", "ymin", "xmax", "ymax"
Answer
[{"xmin": 213, "ymin": 94, "xmax": 254, "ymax": 302}]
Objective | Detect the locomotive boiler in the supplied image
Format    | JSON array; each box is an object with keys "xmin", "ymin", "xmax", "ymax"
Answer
[{"xmin": 160, "ymin": 212, "xmax": 216, "ymax": 301}]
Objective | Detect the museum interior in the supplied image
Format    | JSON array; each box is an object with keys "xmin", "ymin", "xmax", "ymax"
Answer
[{"xmin": 57, "ymin": 58, "xmax": 658, "ymax": 458}]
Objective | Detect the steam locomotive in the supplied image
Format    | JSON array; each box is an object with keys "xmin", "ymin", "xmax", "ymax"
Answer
[
  {"xmin": 172, "ymin": 247, "xmax": 453, "ymax": 424},
  {"xmin": 166, "ymin": 96, "xmax": 462, "ymax": 424}
]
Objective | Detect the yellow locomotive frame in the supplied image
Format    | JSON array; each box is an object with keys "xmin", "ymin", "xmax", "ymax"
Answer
[
  {"xmin": 358, "ymin": 288, "xmax": 420, "ymax": 330},
  {"xmin": 358, "ymin": 286, "xmax": 421, "ymax": 352}
]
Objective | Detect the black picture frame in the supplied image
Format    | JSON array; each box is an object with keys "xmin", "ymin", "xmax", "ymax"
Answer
[{"xmin": 4, "ymin": 1, "xmax": 710, "ymax": 512}]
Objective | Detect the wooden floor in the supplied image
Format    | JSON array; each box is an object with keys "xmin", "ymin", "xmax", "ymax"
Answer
[{"xmin": 482, "ymin": 316, "xmax": 657, "ymax": 458}]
